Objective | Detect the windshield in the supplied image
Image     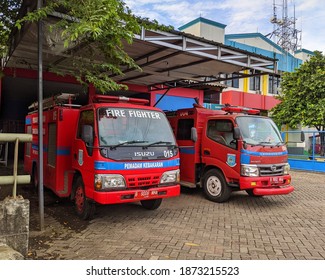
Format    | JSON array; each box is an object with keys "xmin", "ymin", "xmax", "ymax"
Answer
[
  {"xmin": 97, "ymin": 107, "xmax": 176, "ymax": 147},
  {"xmin": 236, "ymin": 116, "xmax": 283, "ymax": 146}
]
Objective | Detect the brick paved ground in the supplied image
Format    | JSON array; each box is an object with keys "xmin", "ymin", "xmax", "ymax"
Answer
[{"xmin": 1, "ymin": 167, "xmax": 324, "ymax": 260}]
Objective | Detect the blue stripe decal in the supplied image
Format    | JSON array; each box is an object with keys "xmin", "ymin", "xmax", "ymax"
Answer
[
  {"xmin": 32, "ymin": 144, "xmax": 48, "ymax": 152},
  {"xmin": 241, "ymin": 149, "xmax": 288, "ymax": 156},
  {"xmin": 31, "ymin": 144, "xmax": 70, "ymax": 155},
  {"xmin": 94, "ymin": 158, "xmax": 180, "ymax": 171},
  {"xmin": 57, "ymin": 148, "xmax": 70, "ymax": 156},
  {"xmin": 32, "ymin": 144, "xmax": 38, "ymax": 151},
  {"xmin": 25, "ymin": 118, "xmax": 32, "ymax": 125},
  {"xmin": 241, "ymin": 154, "xmax": 251, "ymax": 164},
  {"xmin": 179, "ymin": 147, "xmax": 195, "ymax": 154}
]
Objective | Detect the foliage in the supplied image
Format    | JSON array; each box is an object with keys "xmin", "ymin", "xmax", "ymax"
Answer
[
  {"xmin": 0, "ymin": 0, "xmax": 22, "ymax": 60},
  {"xmin": 271, "ymin": 51, "xmax": 325, "ymax": 155},
  {"xmin": 2, "ymin": 0, "xmax": 173, "ymax": 92}
]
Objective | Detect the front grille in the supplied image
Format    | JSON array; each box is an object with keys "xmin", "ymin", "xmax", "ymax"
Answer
[
  {"xmin": 127, "ymin": 175, "xmax": 160, "ymax": 187},
  {"xmin": 259, "ymin": 164, "xmax": 284, "ymax": 176}
]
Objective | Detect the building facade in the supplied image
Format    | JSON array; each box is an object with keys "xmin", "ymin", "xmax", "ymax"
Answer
[{"xmin": 179, "ymin": 17, "xmax": 314, "ymax": 114}]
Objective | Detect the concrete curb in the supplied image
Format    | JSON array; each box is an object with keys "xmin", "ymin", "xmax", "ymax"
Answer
[
  {"xmin": 0, "ymin": 243, "xmax": 24, "ymax": 260},
  {"xmin": 0, "ymin": 196, "xmax": 30, "ymax": 257}
]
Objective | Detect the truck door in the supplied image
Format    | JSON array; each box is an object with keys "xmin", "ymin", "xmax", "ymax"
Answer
[
  {"xmin": 176, "ymin": 118, "xmax": 197, "ymax": 187},
  {"xmin": 203, "ymin": 119, "xmax": 241, "ymax": 180},
  {"xmin": 72, "ymin": 109, "xmax": 96, "ymax": 196}
]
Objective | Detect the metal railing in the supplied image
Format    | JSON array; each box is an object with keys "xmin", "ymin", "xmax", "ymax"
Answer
[
  {"xmin": 281, "ymin": 130, "xmax": 325, "ymax": 172},
  {"xmin": 0, "ymin": 133, "xmax": 32, "ymax": 198}
]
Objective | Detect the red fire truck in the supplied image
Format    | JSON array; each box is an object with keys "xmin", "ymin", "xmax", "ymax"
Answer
[
  {"xmin": 167, "ymin": 104, "xmax": 294, "ymax": 203},
  {"xmin": 24, "ymin": 94, "xmax": 180, "ymax": 219}
]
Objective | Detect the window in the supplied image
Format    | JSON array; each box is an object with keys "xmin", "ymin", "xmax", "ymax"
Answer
[
  {"xmin": 236, "ymin": 116, "xmax": 283, "ymax": 146},
  {"xmin": 47, "ymin": 123, "xmax": 57, "ymax": 167},
  {"xmin": 77, "ymin": 110, "xmax": 94, "ymax": 139},
  {"xmin": 207, "ymin": 119, "xmax": 236, "ymax": 149},
  {"xmin": 98, "ymin": 107, "xmax": 176, "ymax": 146},
  {"xmin": 204, "ymin": 90, "xmax": 220, "ymax": 104},
  {"xmin": 177, "ymin": 119, "xmax": 194, "ymax": 140},
  {"xmin": 225, "ymin": 73, "xmax": 239, "ymax": 88},
  {"xmin": 249, "ymin": 70, "xmax": 261, "ymax": 91},
  {"xmin": 268, "ymin": 75, "xmax": 281, "ymax": 94}
]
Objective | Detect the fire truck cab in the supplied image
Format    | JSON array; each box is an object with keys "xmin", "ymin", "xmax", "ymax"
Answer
[
  {"xmin": 24, "ymin": 94, "xmax": 180, "ymax": 219},
  {"xmin": 167, "ymin": 104, "xmax": 294, "ymax": 203}
]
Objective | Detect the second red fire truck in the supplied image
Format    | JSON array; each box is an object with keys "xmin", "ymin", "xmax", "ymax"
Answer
[
  {"xmin": 24, "ymin": 94, "xmax": 180, "ymax": 219},
  {"xmin": 167, "ymin": 104, "xmax": 295, "ymax": 203}
]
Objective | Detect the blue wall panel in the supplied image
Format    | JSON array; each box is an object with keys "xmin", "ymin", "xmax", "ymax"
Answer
[
  {"xmin": 289, "ymin": 159, "xmax": 325, "ymax": 173},
  {"xmin": 155, "ymin": 95, "xmax": 195, "ymax": 111}
]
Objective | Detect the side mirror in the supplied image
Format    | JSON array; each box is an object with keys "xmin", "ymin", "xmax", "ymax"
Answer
[
  {"xmin": 191, "ymin": 127, "xmax": 197, "ymax": 142},
  {"xmin": 233, "ymin": 127, "xmax": 241, "ymax": 140},
  {"xmin": 301, "ymin": 131, "xmax": 305, "ymax": 142},
  {"xmin": 81, "ymin": 125, "xmax": 94, "ymax": 146}
]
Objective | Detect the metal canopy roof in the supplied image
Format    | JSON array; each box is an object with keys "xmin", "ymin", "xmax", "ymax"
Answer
[{"xmin": 5, "ymin": 7, "xmax": 277, "ymax": 91}]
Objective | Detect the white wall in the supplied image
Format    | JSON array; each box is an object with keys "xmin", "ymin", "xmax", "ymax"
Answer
[
  {"xmin": 295, "ymin": 52, "xmax": 312, "ymax": 62},
  {"xmin": 200, "ymin": 22, "xmax": 225, "ymax": 43},
  {"xmin": 181, "ymin": 22, "xmax": 225, "ymax": 43}
]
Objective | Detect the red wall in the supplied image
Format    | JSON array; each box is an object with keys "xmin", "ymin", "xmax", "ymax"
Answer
[
  {"xmin": 2, "ymin": 67, "xmax": 279, "ymax": 113},
  {"xmin": 222, "ymin": 90, "xmax": 280, "ymax": 111}
]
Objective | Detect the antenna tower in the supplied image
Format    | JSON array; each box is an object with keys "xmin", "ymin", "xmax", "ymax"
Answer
[{"xmin": 267, "ymin": 0, "xmax": 301, "ymax": 53}]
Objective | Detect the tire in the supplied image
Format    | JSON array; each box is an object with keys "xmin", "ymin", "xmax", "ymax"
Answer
[
  {"xmin": 246, "ymin": 189, "xmax": 264, "ymax": 197},
  {"xmin": 202, "ymin": 169, "xmax": 231, "ymax": 203},
  {"xmin": 73, "ymin": 176, "xmax": 95, "ymax": 220},
  {"xmin": 140, "ymin": 198, "xmax": 162, "ymax": 210}
]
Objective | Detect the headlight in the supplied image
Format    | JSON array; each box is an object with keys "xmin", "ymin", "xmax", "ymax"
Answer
[
  {"xmin": 160, "ymin": 169, "xmax": 180, "ymax": 184},
  {"xmin": 283, "ymin": 163, "xmax": 290, "ymax": 175},
  {"xmin": 241, "ymin": 164, "xmax": 259, "ymax": 177},
  {"xmin": 95, "ymin": 174, "xmax": 126, "ymax": 190}
]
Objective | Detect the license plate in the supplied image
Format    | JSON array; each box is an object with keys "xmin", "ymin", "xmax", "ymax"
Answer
[
  {"xmin": 270, "ymin": 177, "xmax": 284, "ymax": 184},
  {"xmin": 135, "ymin": 190, "xmax": 158, "ymax": 199}
]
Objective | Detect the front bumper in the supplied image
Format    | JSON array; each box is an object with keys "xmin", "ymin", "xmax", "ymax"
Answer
[
  {"xmin": 239, "ymin": 174, "xmax": 294, "ymax": 196},
  {"xmin": 92, "ymin": 184, "xmax": 180, "ymax": 204}
]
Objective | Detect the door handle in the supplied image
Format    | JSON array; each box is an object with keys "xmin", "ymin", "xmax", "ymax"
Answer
[{"xmin": 203, "ymin": 149, "xmax": 210, "ymax": 155}]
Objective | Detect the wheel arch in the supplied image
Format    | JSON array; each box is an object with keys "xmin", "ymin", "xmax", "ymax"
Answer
[
  {"xmin": 31, "ymin": 161, "xmax": 37, "ymax": 175},
  {"xmin": 31, "ymin": 161, "xmax": 38, "ymax": 188},
  {"xmin": 201, "ymin": 167, "xmax": 231, "ymax": 203},
  {"xmin": 71, "ymin": 170, "xmax": 82, "ymax": 200},
  {"xmin": 199, "ymin": 165, "xmax": 226, "ymax": 188}
]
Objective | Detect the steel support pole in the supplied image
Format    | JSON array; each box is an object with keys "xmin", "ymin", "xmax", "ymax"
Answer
[
  {"xmin": 13, "ymin": 138, "xmax": 19, "ymax": 198},
  {"xmin": 37, "ymin": 0, "xmax": 44, "ymax": 231}
]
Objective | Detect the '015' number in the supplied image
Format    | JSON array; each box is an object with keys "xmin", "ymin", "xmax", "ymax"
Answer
[{"xmin": 163, "ymin": 150, "xmax": 173, "ymax": 158}]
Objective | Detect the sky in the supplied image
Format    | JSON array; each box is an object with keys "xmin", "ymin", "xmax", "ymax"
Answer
[{"xmin": 124, "ymin": 0, "xmax": 325, "ymax": 53}]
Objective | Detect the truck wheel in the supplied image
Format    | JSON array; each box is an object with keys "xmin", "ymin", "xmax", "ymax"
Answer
[
  {"xmin": 202, "ymin": 169, "xmax": 231, "ymax": 203},
  {"xmin": 140, "ymin": 198, "xmax": 162, "ymax": 210},
  {"xmin": 73, "ymin": 177, "xmax": 95, "ymax": 220}
]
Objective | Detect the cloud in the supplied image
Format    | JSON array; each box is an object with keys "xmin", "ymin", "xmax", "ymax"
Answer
[{"xmin": 295, "ymin": 0, "xmax": 319, "ymax": 11}]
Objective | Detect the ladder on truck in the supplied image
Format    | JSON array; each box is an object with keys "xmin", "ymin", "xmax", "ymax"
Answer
[{"xmin": 28, "ymin": 93, "xmax": 80, "ymax": 111}]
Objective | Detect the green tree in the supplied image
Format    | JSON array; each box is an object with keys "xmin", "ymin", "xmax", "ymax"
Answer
[
  {"xmin": 0, "ymin": 0, "xmax": 22, "ymax": 61},
  {"xmin": 1, "ymin": 0, "xmax": 172, "ymax": 92},
  {"xmin": 271, "ymin": 51, "xmax": 325, "ymax": 155}
]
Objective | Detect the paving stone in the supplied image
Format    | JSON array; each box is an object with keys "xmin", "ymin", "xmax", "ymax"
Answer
[{"xmin": 7, "ymin": 170, "xmax": 322, "ymax": 260}]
